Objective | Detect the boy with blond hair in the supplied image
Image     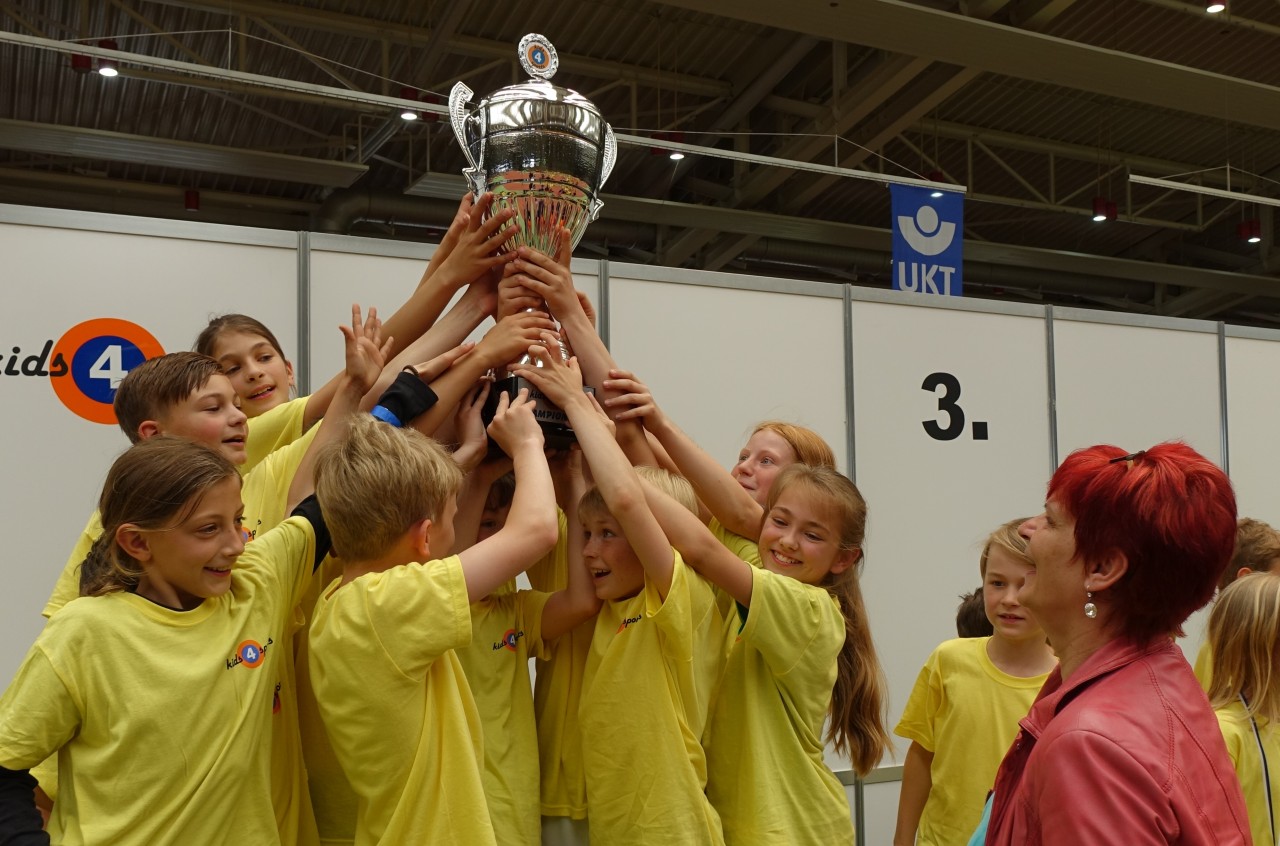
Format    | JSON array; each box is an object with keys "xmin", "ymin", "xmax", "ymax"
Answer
[
  {"xmin": 308, "ymin": 393, "xmax": 559, "ymax": 845},
  {"xmin": 893, "ymin": 519, "xmax": 1057, "ymax": 846}
]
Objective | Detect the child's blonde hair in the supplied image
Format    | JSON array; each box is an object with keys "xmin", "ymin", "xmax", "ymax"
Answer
[
  {"xmin": 1221, "ymin": 517, "xmax": 1280, "ymax": 591},
  {"xmin": 315, "ymin": 415, "xmax": 463, "ymax": 561},
  {"xmin": 980, "ymin": 518, "xmax": 1034, "ymax": 577},
  {"xmin": 1207, "ymin": 572, "xmax": 1280, "ymax": 725},
  {"xmin": 578, "ymin": 465, "xmax": 698, "ymax": 523},
  {"xmin": 81, "ymin": 437, "xmax": 240, "ymax": 596},
  {"xmin": 764, "ymin": 463, "xmax": 890, "ymax": 776},
  {"xmin": 751, "ymin": 421, "xmax": 836, "ymax": 469}
]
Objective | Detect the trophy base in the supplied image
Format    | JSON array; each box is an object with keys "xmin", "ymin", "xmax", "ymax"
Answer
[{"xmin": 481, "ymin": 373, "xmax": 591, "ymax": 455}]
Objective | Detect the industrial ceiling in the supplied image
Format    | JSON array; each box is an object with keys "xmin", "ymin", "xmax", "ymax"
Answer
[{"xmin": 2, "ymin": 0, "xmax": 1278, "ymax": 323}]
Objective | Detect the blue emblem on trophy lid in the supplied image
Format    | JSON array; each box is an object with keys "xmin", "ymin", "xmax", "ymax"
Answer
[{"xmin": 518, "ymin": 33, "xmax": 558, "ymax": 80}]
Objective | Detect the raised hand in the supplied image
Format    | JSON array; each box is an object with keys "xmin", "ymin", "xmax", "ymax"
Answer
[
  {"xmin": 508, "ymin": 228, "xmax": 582, "ymax": 321},
  {"xmin": 477, "ymin": 311, "xmax": 559, "ymax": 370},
  {"xmin": 451, "ymin": 380, "xmax": 491, "ymax": 473},
  {"xmin": 487, "ymin": 387, "xmax": 545, "ymax": 456},
  {"xmin": 510, "ymin": 338, "xmax": 585, "ymax": 409},
  {"xmin": 404, "ymin": 341, "xmax": 476, "ymax": 384},
  {"xmin": 601, "ymin": 368, "xmax": 667, "ymax": 430},
  {"xmin": 434, "ymin": 192, "xmax": 520, "ymax": 291},
  {"xmin": 339, "ymin": 304, "xmax": 392, "ymax": 395}
]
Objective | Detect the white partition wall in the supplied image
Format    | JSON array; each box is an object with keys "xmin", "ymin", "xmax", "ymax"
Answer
[
  {"xmin": 850, "ymin": 292, "xmax": 1053, "ymax": 756},
  {"xmin": 0, "ymin": 205, "xmax": 297, "ymax": 685},
  {"xmin": 1051, "ymin": 309, "xmax": 1223, "ymax": 464},
  {"xmin": 606, "ymin": 263, "xmax": 848, "ymax": 471},
  {"xmin": 1224, "ymin": 327, "xmax": 1280, "ymax": 523}
]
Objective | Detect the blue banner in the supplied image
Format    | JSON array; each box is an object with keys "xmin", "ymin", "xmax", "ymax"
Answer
[{"xmin": 891, "ymin": 184, "xmax": 964, "ymax": 297}]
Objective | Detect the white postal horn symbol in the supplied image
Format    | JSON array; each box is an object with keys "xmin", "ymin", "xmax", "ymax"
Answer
[{"xmin": 897, "ymin": 205, "xmax": 956, "ymax": 257}]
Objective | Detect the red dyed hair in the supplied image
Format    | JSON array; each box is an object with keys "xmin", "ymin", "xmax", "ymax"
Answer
[{"xmin": 1047, "ymin": 442, "xmax": 1236, "ymax": 644}]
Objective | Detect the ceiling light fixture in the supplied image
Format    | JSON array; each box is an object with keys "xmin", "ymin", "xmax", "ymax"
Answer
[
  {"xmin": 1205, "ymin": 1, "xmax": 1226, "ymax": 13},
  {"xmin": 1092, "ymin": 196, "xmax": 1109, "ymax": 222},
  {"xmin": 97, "ymin": 39, "xmax": 118, "ymax": 77},
  {"xmin": 399, "ymin": 86, "xmax": 419, "ymax": 121},
  {"xmin": 1239, "ymin": 219, "xmax": 1262, "ymax": 244},
  {"xmin": 927, "ymin": 170, "xmax": 946, "ymax": 198}
]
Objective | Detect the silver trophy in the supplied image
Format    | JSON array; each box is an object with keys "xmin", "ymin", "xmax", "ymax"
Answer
[
  {"xmin": 449, "ymin": 34, "xmax": 615, "ymax": 449},
  {"xmin": 449, "ymin": 33, "xmax": 616, "ymax": 258}
]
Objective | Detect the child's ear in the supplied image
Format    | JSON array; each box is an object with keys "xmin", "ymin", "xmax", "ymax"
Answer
[
  {"xmin": 284, "ymin": 359, "xmax": 296, "ymax": 388},
  {"xmin": 829, "ymin": 548, "xmax": 860, "ymax": 576},
  {"xmin": 116, "ymin": 525, "xmax": 152, "ymax": 563},
  {"xmin": 137, "ymin": 420, "xmax": 162, "ymax": 440},
  {"xmin": 414, "ymin": 518, "xmax": 433, "ymax": 559}
]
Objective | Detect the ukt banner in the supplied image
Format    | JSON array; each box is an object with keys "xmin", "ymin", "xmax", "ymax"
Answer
[{"xmin": 891, "ymin": 184, "xmax": 964, "ymax": 297}]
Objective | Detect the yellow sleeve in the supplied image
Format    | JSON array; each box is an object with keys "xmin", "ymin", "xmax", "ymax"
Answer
[
  {"xmin": 42, "ymin": 511, "xmax": 103, "ymax": 619},
  {"xmin": 740, "ymin": 568, "xmax": 844, "ymax": 679},
  {"xmin": 236, "ymin": 515, "xmax": 317, "ymax": 613},
  {"xmin": 518, "ymin": 589, "xmax": 555, "ymax": 660},
  {"xmin": 365, "ymin": 558, "xmax": 473, "ymax": 677},
  {"xmin": 1193, "ymin": 640, "xmax": 1213, "ymax": 691},
  {"xmin": 709, "ymin": 517, "xmax": 761, "ymax": 568},
  {"xmin": 243, "ymin": 396, "xmax": 309, "ymax": 475},
  {"xmin": 0, "ymin": 644, "xmax": 81, "ymax": 771},
  {"xmin": 525, "ymin": 509, "xmax": 568, "ymax": 592},
  {"xmin": 895, "ymin": 643, "xmax": 948, "ymax": 752}
]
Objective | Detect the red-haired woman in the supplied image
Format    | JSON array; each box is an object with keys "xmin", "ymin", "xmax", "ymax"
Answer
[{"xmin": 984, "ymin": 442, "xmax": 1251, "ymax": 845}]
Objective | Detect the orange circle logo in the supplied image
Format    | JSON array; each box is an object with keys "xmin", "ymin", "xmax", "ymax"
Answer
[{"xmin": 50, "ymin": 318, "xmax": 164, "ymax": 424}]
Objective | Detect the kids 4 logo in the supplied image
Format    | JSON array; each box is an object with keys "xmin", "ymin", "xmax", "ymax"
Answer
[{"xmin": 7, "ymin": 318, "xmax": 165, "ymax": 424}]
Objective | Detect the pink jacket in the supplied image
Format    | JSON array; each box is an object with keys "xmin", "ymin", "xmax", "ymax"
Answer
[{"xmin": 985, "ymin": 637, "xmax": 1251, "ymax": 846}]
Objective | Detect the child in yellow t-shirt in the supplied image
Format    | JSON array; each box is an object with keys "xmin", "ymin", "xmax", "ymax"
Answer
[
  {"xmin": 308, "ymin": 393, "xmax": 558, "ymax": 846},
  {"xmin": 513, "ymin": 347, "xmax": 726, "ymax": 846},
  {"xmin": 0, "ymin": 436, "xmax": 326, "ymax": 844},
  {"xmin": 1206, "ymin": 572, "xmax": 1280, "ymax": 846},
  {"xmin": 453, "ymin": 447, "xmax": 601, "ymax": 845},
  {"xmin": 893, "ymin": 519, "xmax": 1057, "ymax": 846},
  {"xmin": 635, "ymin": 455, "xmax": 890, "ymax": 845},
  {"xmin": 1194, "ymin": 517, "xmax": 1280, "ymax": 689}
]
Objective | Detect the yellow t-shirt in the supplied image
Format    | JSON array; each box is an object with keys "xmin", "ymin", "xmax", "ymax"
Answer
[
  {"xmin": 456, "ymin": 589, "xmax": 553, "ymax": 846},
  {"xmin": 710, "ymin": 517, "xmax": 761, "ymax": 568},
  {"xmin": 244, "ymin": 395, "xmax": 309, "ymax": 474},
  {"xmin": 703, "ymin": 569, "xmax": 853, "ymax": 845},
  {"xmin": 895, "ymin": 637, "xmax": 1050, "ymax": 846},
  {"xmin": 40, "ymin": 427, "xmax": 324, "ymax": 846},
  {"xmin": 579, "ymin": 553, "xmax": 725, "ymax": 846},
  {"xmin": 0, "ymin": 516, "xmax": 315, "ymax": 846},
  {"xmin": 526, "ymin": 510, "xmax": 595, "ymax": 819},
  {"xmin": 1216, "ymin": 700, "xmax": 1279, "ymax": 846},
  {"xmin": 1194, "ymin": 639, "xmax": 1214, "ymax": 691},
  {"xmin": 308, "ymin": 557, "xmax": 495, "ymax": 846}
]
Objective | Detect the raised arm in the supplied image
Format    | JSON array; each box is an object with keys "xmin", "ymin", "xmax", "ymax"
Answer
[
  {"xmin": 508, "ymin": 231, "xmax": 657, "ymax": 465},
  {"xmin": 541, "ymin": 448, "xmax": 601, "ymax": 640},
  {"xmin": 286, "ymin": 304, "xmax": 388, "ymax": 511},
  {"xmin": 514, "ymin": 346, "xmax": 676, "ymax": 598},
  {"xmin": 606, "ymin": 368, "xmax": 763, "ymax": 538},
  {"xmin": 408, "ymin": 310, "xmax": 557, "ymax": 438},
  {"xmin": 457, "ymin": 389, "xmax": 558, "ymax": 602},
  {"xmin": 302, "ymin": 193, "xmax": 516, "ymax": 427}
]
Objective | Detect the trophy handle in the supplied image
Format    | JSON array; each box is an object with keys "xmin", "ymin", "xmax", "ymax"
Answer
[
  {"xmin": 449, "ymin": 82, "xmax": 482, "ymax": 174},
  {"xmin": 601, "ymin": 124, "xmax": 617, "ymax": 187}
]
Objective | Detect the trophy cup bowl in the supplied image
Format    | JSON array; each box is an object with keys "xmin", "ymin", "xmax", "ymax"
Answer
[{"xmin": 448, "ymin": 34, "xmax": 616, "ymax": 450}]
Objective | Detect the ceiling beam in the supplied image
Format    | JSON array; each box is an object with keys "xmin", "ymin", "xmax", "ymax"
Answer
[
  {"xmin": 648, "ymin": 0, "xmax": 1280, "ymax": 132},
  {"xmin": 0, "ymin": 119, "xmax": 367, "ymax": 187},
  {"xmin": 140, "ymin": 0, "xmax": 733, "ymax": 98}
]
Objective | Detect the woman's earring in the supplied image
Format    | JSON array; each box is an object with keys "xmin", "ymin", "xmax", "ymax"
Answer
[{"xmin": 1084, "ymin": 589, "xmax": 1098, "ymax": 619}]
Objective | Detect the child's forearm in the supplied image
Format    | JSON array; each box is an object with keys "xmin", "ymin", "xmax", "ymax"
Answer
[
  {"xmin": 366, "ymin": 295, "xmax": 488, "ymax": 404},
  {"xmin": 287, "ymin": 375, "xmax": 363, "ymax": 512},
  {"xmin": 638, "ymin": 476, "xmax": 753, "ymax": 605},
  {"xmin": 647, "ymin": 414, "xmax": 762, "ymax": 538},
  {"xmin": 542, "ymin": 487, "xmax": 600, "ymax": 641},
  {"xmin": 892, "ymin": 742, "xmax": 934, "ymax": 846}
]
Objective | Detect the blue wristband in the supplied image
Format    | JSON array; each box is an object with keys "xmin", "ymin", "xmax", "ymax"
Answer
[{"xmin": 370, "ymin": 405, "xmax": 403, "ymax": 427}]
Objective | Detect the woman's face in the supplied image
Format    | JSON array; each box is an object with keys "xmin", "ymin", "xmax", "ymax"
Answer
[{"xmin": 1017, "ymin": 499, "xmax": 1087, "ymax": 635}]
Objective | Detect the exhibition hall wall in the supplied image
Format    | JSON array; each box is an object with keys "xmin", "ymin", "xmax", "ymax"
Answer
[{"xmin": 5, "ymin": 203, "xmax": 1279, "ymax": 842}]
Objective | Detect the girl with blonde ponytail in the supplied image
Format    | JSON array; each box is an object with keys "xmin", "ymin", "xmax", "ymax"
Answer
[{"xmin": 640, "ymin": 462, "xmax": 890, "ymax": 844}]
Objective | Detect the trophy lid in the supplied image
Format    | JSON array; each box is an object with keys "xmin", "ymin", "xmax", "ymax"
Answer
[{"xmin": 478, "ymin": 34, "xmax": 605, "ymax": 118}]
